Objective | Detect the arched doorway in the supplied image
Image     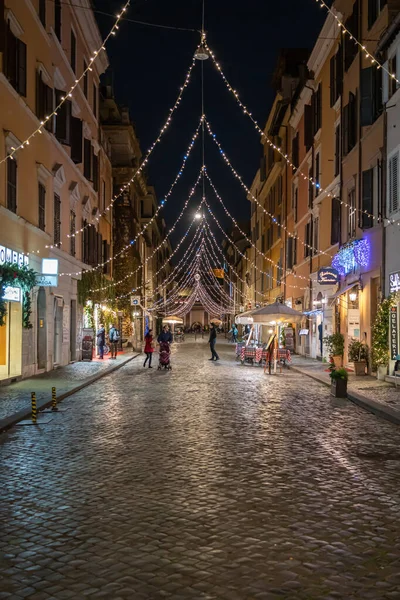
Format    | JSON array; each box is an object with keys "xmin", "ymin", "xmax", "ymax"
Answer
[{"xmin": 37, "ymin": 287, "xmax": 47, "ymax": 370}]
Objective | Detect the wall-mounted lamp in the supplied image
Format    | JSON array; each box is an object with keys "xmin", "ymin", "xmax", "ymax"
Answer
[{"xmin": 349, "ymin": 291, "xmax": 357, "ymax": 302}]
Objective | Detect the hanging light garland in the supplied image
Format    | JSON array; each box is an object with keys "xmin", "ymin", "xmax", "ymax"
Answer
[
  {"xmin": 202, "ymin": 41, "xmax": 387, "ymax": 227},
  {"xmin": 2, "ymin": 2, "xmax": 131, "ymax": 166}
]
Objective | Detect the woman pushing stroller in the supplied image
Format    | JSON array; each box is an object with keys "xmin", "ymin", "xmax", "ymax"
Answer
[{"xmin": 157, "ymin": 325, "xmax": 173, "ymax": 370}]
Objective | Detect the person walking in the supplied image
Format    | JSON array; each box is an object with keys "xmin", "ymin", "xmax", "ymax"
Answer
[
  {"xmin": 96, "ymin": 323, "xmax": 105, "ymax": 359},
  {"xmin": 157, "ymin": 325, "xmax": 173, "ymax": 344},
  {"xmin": 209, "ymin": 323, "xmax": 220, "ymax": 361},
  {"xmin": 143, "ymin": 329, "xmax": 154, "ymax": 368},
  {"xmin": 109, "ymin": 323, "xmax": 120, "ymax": 359}
]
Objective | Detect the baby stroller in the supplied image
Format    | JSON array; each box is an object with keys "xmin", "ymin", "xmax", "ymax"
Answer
[{"xmin": 158, "ymin": 341, "xmax": 172, "ymax": 370}]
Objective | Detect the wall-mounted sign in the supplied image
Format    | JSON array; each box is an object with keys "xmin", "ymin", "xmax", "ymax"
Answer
[
  {"xmin": 42, "ymin": 258, "xmax": 59, "ymax": 275},
  {"xmin": 332, "ymin": 238, "xmax": 370, "ymax": 276},
  {"xmin": 130, "ymin": 296, "xmax": 141, "ymax": 306},
  {"xmin": 299, "ymin": 329, "xmax": 309, "ymax": 335},
  {"xmin": 390, "ymin": 306, "xmax": 398, "ymax": 361},
  {"xmin": 0, "ymin": 245, "xmax": 29, "ymax": 267},
  {"xmin": 2, "ymin": 286, "xmax": 21, "ymax": 302},
  {"xmin": 36, "ymin": 274, "xmax": 58, "ymax": 287},
  {"xmin": 317, "ymin": 267, "xmax": 339, "ymax": 285},
  {"xmin": 389, "ymin": 271, "xmax": 400, "ymax": 294}
]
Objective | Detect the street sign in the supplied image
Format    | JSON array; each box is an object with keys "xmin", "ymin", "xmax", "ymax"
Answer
[
  {"xmin": 130, "ymin": 296, "xmax": 141, "ymax": 306},
  {"xmin": 390, "ymin": 306, "xmax": 398, "ymax": 360}
]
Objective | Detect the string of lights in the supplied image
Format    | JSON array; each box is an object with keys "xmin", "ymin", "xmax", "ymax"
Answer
[
  {"xmin": 2, "ymin": 2, "xmax": 131, "ymax": 166},
  {"xmin": 201, "ymin": 238, "xmax": 250, "ymax": 305},
  {"xmin": 204, "ymin": 168, "xmax": 311, "ymax": 283},
  {"xmin": 315, "ymin": 0, "xmax": 400, "ymax": 87},
  {"xmin": 67, "ymin": 61, "xmax": 201, "ymax": 240},
  {"xmin": 205, "ymin": 119, "xmax": 332, "ymax": 259},
  {"xmin": 203, "ymin": 42, "xmax": 390, "ymax": 226},
  {"xmin": 204, "ymin": 199, "xmax": 308, "ymax": 292}
]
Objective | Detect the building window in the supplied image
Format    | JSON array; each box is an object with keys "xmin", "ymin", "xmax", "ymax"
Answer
[
  {"xmin": 70, "ymin": 30, "xmax": 76, "ymax": 73},
  {"xmin": 368, "ymin": 0, "xmax": 387, "ymax": 30},
  {"xmin": 55, "ymin": 0, "xmax": 62, "ymax": 41},
  {"xmin": 55, "ymin": 90, "xmax": 71, "ymax": 144},
  {"xmin": 334, "ymin": 124, "xmax": 341, "ymax": 177},
  {"xmin": 287, "ymin": 237, "xmax": 294, "ymax": 269},
  {"xmin": 83, "ymin": 60, "xmax": 88, "ymax": 97},
  {"xmin": 360, "ymin": 67, "xmax": 382, "ymax": 126},
  {"xmin": 39, "ymin": 0, "xmax": 46, "ymax": 27},
  {"xmin": 70, "ymin": 211, "xmax": 76, "ymax": 256},
  {"xmin": 54, "ymin": 194, "xmax": 61, "ymax": 247},
  {"xmin": 4, "ymin": 21, "xmax": 27, "ymax": 97},
  {"xmin": 38, "ymin": 183, "xmax": 46, "ymax": 231},
  {"xmin": 7, "ymin": 157, "xmax": 17, "ymax": 214},
  {"xmin": 388, "ymin": 152, "xmax": 399, "ymax": 215},
  {"xmin": 101, "ymin": 179, "xmax": 106, "ymax": 213},
  {"xmin": 331, "ymin": 197, "xmax": 341, "ymax": 245},
  {"xmin": 292, "ymin": 132, "xmax": 299, "ymax": 169},
  {"xmin": 313, "ymin": 217, "xmax": 319, "ymax": 254},
  {"xmin": 315, "ymin": 153, "xmax": 320, "ymax": 197},
  {"xmin": 92, "ymin": 152, "xmax": 99, "ymax": 191},
  {"xmin": 344, "ymin": 0, "xmax": 359, "ymax": 71},
  {"xmin": 84, "ymin": 139, "xmax": 92, "ymax": 181},
  {"xmin": 304, "ymin": 222, "xmax": 312, "ymax": 258},
  {"xmin": 388, "ymin": 53, "xmax": 398, "ymax": 99},
  {"xmin": 343, "ymin": 92, "xmax": 357, "ymax": 156},
  {"xmin": 311, "ymin": 84, "xmax": 322, "ymax": 135},
  {"xmin": 293, "ymin": 185, "xmax": 298, "ymax": 222},
  {"xmin": 347, "ymin": 188, "xmax": 356, "ymax": 239},
  {"xmin": 361, "ymin": 168, "xmax": 374, "ymax": 228},
  {"xmin": 93, "ymin": 84, "xmax": 97, "ymax": 118},
  {"xmin": 36, "ymin": 71, "xmax": 53, "ymax": 131},
  {"xmin": 308, "ymin": 166, "xmax": 313, "ymax": 208},
  {"xmin": 330, "ymin": 44, "xmax": 343, "ymax": 106}
]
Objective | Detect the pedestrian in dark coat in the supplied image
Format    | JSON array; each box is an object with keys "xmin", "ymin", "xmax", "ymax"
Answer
[
  {"xmin": 144, "ymin": 329, "xmax": 154, "ymax": 368},
  {"xmin": 209, "ymin": 324, "xmax": 220, "ymax": 361},
  {"xmin": 96, "ymin": 324, "xmax": 105, "ymax": 359}
]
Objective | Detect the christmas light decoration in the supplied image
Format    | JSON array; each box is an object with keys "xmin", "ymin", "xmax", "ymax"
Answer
[
  {"xmin": 203, "ymin": 41, "xmax": 386, "ymax": 226},
  {"xmin": 332, "ymin": 238, "xmax": 370, "ymax": 276},
  {"xmin": 1, "ymin": 2, "xmax": 131, "ymax": 165}
]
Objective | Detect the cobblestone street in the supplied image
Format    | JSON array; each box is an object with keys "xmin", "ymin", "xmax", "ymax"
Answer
[{"xmin": 1, "ymin": 337, "xmax": 400, "ymax": 600}]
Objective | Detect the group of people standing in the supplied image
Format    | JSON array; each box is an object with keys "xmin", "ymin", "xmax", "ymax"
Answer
[
  {"xmin": 143, "ymin": 325, "xmax": 173, "ymax": 368},
  {"xmin": 96, "ymin": 323, "xmax": 120, "ymax": 359}
]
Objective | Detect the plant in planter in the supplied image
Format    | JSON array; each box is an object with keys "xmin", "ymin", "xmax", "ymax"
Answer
[
  {"xmin": 371, "ymin": 296, "xmax": 392, "ymax": 380},
  {"xmin": 348, "ymin": 338, "xmax": 369, "ymax": 376},
  {"xmin": 323, "ymin": 332, "xmax": 345, "ymax": 367},
  {"xmin": 329, "ymin": 364, "xmax": 348, "ymax": 398}
]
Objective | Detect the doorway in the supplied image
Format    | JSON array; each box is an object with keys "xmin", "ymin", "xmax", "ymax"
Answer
[
  {"xmin": 53, "ymin": 297, "xmax": 63, "ymax": 365},
  {"xmin": 37, "ymin": 287, "xmax": 47, "ymax": 370},
  {"xmin": 70, "ymin": 299, "xmax": 77, "ymax": 361},
  {"xmin": 0, "ymin": 301, "xmax": 22, "ymax": 380}
]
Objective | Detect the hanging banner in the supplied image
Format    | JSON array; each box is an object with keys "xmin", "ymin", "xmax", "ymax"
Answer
[{"xmin": 390, "ymin": 306, "xmax": 398, "ymax": 360}]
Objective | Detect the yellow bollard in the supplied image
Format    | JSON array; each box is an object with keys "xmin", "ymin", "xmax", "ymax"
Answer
[
  {"xmin": 51, "ymin": 387, "xmax": 58, "ymax": 411},
  {"xmin": 31, "ymin": 392, "xmax": 37, "ymax": 424}
]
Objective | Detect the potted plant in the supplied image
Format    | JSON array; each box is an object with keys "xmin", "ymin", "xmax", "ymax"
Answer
[
  {"xmin": 348, "ymin": 338, "xmax": 369, "ymax": 376},
  {"xmin": 323, "ymin": 333, "xmax": 345, "ymax": 367},
  {"xmin": 329, "ymin": 362, "xmax": 348, "ymax": 398}
]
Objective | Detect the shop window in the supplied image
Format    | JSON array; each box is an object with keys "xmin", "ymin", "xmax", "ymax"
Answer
[
  {"xmin": 54, "ymin": 194, "xmax": 61, "ymax": 247},
  {"xmin": 38, "ymin": 182, "xmax": 46, "ymax": 231},
  {"xmin": 55, "ymin": 0, "xmax": 61, "ymax": 41},
  {"xmin": 7, "ymin": 157, "xmax": 17, "ymax": 214},
  {"xmin": 388, "ymin": 152, "xmax": 399, "ymax": 215},
  {"xmin": 39, "ymin": 0, "xmax": 46, "ymax": 27},
  {"xmin": 70, "ymin": 211, "xmax": 76, "ymax": 256},
  {"xmin": 4, "ymin": 21, "xmax": 27, "ymax": 97},
  {"xmin": 368, "ymin": 0, "xmax": 387, "ymax": 30},
  {"xmin": 70, "ymin": 30, "xmax": 76, "ymax": 74}
]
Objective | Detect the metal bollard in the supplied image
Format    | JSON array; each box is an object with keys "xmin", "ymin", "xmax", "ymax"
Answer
[
  {"xmin": 31, "ymin": 392, "xmax": 37, "ymax": 424},
  {"xmin": 51, "ymin": 387, "xmax": 58, "ymax": 411}
]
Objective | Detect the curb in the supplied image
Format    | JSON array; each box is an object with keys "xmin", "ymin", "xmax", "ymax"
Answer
[
  {"xmin": 0, "ymin": 353, "xmax": 140, "ymax": 433},
  {"xmin": 291, "ymin": 365, "xmax": 400, "ymax": 426}
]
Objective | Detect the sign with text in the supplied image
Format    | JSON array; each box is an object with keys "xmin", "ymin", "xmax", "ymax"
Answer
[
  {"xmin": 0, "ymin": 245, "xmax": 29, "ymax": 267},
  {"xmin": 2, "ymin": 286, "xmax": 21, "ymax": 302},
  {"xmin": 389, "ymin": 271, "xmax": 400, "ymax": 294},
  {"xmin": 36, "ymin": 274, "xmax": 58, "ymax": 287},
  {"xmin": 390, "ymin": 306, "xmax": 398, "ymax": 361},
  {"xmin": 317, "ymin": 267, "xmax": 339, "ymax": 285}
]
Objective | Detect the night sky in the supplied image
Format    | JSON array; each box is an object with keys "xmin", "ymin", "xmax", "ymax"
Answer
[{"xmin": 93, "ymin": 0, "xmax": 331, "ymax": 246}]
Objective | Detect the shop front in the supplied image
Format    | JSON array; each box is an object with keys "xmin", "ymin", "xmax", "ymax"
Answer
[{"xmin": 0, "ymin": 286, "xmax": 23, "ymax": 381}]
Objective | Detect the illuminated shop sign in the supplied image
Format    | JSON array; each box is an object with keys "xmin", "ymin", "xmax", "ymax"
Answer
[
  {"xmin": 36, "ymin": 259, "xmax": 59, "ymax": 287},
  {"xmin": 331, "ymin": 239, "xmax": 370, "ymax": 276},
  {"xmin": 317, "ymin": 267, "xmax": 339, "ymax": 285},
  {"xmin": 0, "ymin": 245, "xmax": 29, "ymax": 267},
  {"xmin": 390, "ymin": 306, "xmax": 398, "ymax": 360},
  {"xmin": 2, "ymin": 286, "xmax": 21, "ymax": 302},
  {"xmin": 389, "ymin": 271, "xmax": 400, "ymax": 294}
]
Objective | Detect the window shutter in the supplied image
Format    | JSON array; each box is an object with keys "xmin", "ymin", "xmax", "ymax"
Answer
[
  {"xmin": 54, "ymin": 194, "xmax": 61, "ymax": 247},
  {"xmin": 5, "ymin": 22, "xmax": 17, "ymax": 89},
  {"xmin": 97, "ymin": 232, "xmax": 102, "ymax": 267},
  {"xmin": 361, "ymin": 169, "xmax": 373, "ymax": 228},
  {"xmin": 70, "ymin": 117, "xmax": 83, "ymax": 163},
  {"xmin": 330, "ymin": 56, "xmax": 335, "ymax": 107},
  {"xmin": 17, "ymin": 39, "xmax": 27, "ymax": 97},
  {"xmin": 331, "ymin": 197, "xmax": 341, "ymax": 245},
  {"xmin": 92, "ymin": 151, "xmax": 99, "ymax": 190},
  {"xmin": 368, "ymin": 0, "xmax": 377, "ymax": 29},
  {"xmin": 360, "ymin": 67, "xmax": 374, "ymax": 126},
  {"xmin": 336, "ymin": 44, "xmax": 343, "ymax": 97},
  {"xmin": 84, "ymin": 139, "xmax": 92, "ymax": 180},
  {"xmin": 335, "ymin": 125, "xmax": 341, "ymax": 177},
  {"xmin": 317, "ymin": 85, "xmax": 322, "ymax": 131},
  {"xmin": 55, "ymin": 90, "xmax": 71, "ymax": 143},
  {"xmin": 389, "ymin": 154, "xmax": 399, "ymax": 214},
  {"xmin": 7, "ymin": 158, "xmax": 17, "ymax": 213},
  {"xmin": 45, "ymin": 84, "xmax": 53, "ymax": 131},
  {"xmin": 0, "ymin": 0, "xmax": 4, "ymax": 54},
  {"xmin": 287, "ymin": 237, "xmax": 293, "ymax": 270},
  {"xmin": 293, "ymin": 237, "xmax": 297, "ymax": 266},
  {"xmin": 348, "ymin": 92, "xmax": 357, "ymax": 151},
  {"xmin": 304, "ymin": 104, "xmax": 313, "ymax": 150},
  {"xmin": 55, "ymin": 0, "xmax": 62, "ymax": 41},
  {"xmin": 88, "ymin": 225, "xmax": 95, "ymax": 266}
]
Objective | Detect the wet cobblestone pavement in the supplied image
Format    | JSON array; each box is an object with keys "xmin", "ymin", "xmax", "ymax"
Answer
[{"xmin": 1, "ymin": 337, "xmax": 400, "ymax": 600}]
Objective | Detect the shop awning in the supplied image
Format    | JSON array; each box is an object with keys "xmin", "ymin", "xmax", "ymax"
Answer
[{"xmin": 329, "ymin": 282, "xmax": 358, "ymax": 305}]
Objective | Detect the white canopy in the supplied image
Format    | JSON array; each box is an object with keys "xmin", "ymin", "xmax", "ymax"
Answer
[
  {"xmin": 235, "ymin": 310, "xmax": 254, "ymax": 325},
  {"xmin": 251, "ymin": 301, "xmax": 304, "ymax": 325}
]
